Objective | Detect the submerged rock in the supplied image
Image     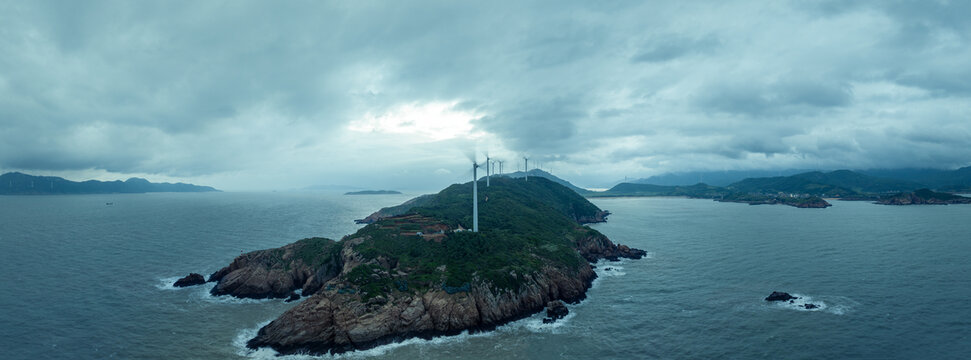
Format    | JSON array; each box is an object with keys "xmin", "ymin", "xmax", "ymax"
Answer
[
  {"xmin": 173, "ymin": 273, "xmax": 206, "ymax": 287},
  {"xmin": 803, "ymin": 303, "xmax": 819, "ymax": 310},
  {"xmin": 285, "ymin": 291, "xmax": 301, "ymax": 303},
  {"xmin": 765, "ymin": 291, "xmax": 798, "ymax": 302}
]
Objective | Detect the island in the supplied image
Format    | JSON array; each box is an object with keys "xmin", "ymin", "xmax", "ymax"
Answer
[
  {"xmin": 586, "ymin": 169, "xmax": 969, "ymax": 208},
  {"xmin": 877, "ymin": 189, "xmax": 971, "ymax": 205},
  {"xmin": 0, "ymin": 172, "xmax": 218, "ymax": 195},
  {"xmin": 344, "ymin": 190, "xmax": 403, "ymax": 195},
  {"xmin": 195, "ymin": 177, "xmax": 645, "ymax": 355}
]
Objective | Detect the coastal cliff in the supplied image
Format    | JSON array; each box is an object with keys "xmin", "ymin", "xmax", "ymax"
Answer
[{"xmin": 205, "ymin": 177, "xmax": 645, "ymax": 355}]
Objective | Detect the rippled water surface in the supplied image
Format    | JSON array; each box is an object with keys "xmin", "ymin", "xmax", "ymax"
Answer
[{"xmin": 1, "ymin": 194, "xmax": 969, "ymax": 359}]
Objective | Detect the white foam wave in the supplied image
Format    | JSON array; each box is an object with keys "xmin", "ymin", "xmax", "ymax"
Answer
[
  {"xmin": 155, "ymin": 276, "xmax": 182, "ymax": 290},
  {"xmin": 767, "ymin": 293, "xmax": 851, "ymax": 315},
  {"xmin": 158, "ymin": 275, "xmax": 302, "ymax": 304},
  {"xmin": 196, "ymin": 284, "xmax": 279, "ymax": 305},
  {"xmin": 590, "ymin": 259, "xmax": 628, "ymax": 290}
]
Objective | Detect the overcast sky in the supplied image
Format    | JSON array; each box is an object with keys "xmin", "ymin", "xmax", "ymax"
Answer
[{"xmin": 2, "ymin": 1, "xmax": 970, "ymax": 191}]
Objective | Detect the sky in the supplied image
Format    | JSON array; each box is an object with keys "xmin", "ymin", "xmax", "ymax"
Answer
[{"xmin": 2, "ymin": 0, "xmax": 970, "ymax": 191}]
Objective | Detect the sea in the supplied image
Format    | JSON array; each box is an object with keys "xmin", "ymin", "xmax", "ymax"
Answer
[{"xmin": 1, "ymin": 192, "xmax": 969, "ymax": 359}]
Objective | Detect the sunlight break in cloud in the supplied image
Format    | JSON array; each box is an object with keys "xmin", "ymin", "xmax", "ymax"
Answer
[{"xmin": 348, "ymin": 101, "xmax": 486, "ymax": 142}]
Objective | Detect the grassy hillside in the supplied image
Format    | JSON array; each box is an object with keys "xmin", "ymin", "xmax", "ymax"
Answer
[{"xmin": 346, "ymin": 176, "xmax": 604, "ymax": 298}]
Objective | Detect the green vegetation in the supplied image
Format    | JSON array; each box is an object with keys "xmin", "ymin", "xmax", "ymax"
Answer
[
  {"xmin": 911, "ymin": 188, "xmax": 962, "ymax": 201},
  {"xmin": 291, "ymin": 237, "xmax": 343, "ymax": 268},
  {"xmin": 341, "ymin": 177, "xmax": 596, "ymax": 300}
]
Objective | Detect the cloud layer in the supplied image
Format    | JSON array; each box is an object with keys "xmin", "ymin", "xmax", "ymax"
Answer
[{"xmin": 2, "ymin": 0, "xmax": 969, "ymax": 190}]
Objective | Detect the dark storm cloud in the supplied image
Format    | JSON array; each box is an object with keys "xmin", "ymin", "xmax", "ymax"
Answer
[
  {"xmin": 475, "ymin": 96, "xmax": 586, "ymax": 154},
  {"xmin": 1, "ymin": 0, "xmax": 970, "ymax": 189},
  {"xmin": 696, "ymin": 79, "xmax": 852, "ymax": 116}
]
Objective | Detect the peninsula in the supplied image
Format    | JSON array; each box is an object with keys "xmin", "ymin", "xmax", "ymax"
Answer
[
  {"xmin": 197, "ymin": 177, "xmax": 645, "ymax": 355},
  {"xmin": 0, "ymin": 172, "xmax": 218, "ymax": 195}
]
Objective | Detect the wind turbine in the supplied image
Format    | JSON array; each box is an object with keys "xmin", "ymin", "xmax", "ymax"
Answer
[
  {"xmin": 485, "ymin": 154, "xmax": 490, "ymax": 187},
  {"xmin": 523, "ymin": 157, "xmax": 529, "ymax": 181},
  {"xmin": 472, "ymin": 160, "xmax": 479, "ymax": 233},
  {"xmin": 498, "ymin": 160, "xmax": 503, "ymax": 176}
]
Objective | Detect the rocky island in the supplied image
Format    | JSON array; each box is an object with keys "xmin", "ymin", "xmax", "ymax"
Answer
[
  {"xmin": 195, "ymin": 177, "xmax": 645, "ymax": 355},
  {"xmin": 877, "ymin": 188, "xmax": 971, "ymax": 205}
]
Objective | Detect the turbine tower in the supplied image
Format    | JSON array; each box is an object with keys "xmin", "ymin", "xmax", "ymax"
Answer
[
  {"xmin": 485, "ymin": 155, "xmax": 490, "ymax": 187},
  {"xmin": 523, "ymin": 157, "xmax": 529, "ymax": 182},
  {"xmin": 472, "ymin": 161, "xmax": 479, "ymax": 233}
]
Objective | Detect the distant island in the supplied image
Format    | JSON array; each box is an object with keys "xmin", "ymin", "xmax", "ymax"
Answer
[
  {"xmin": 185, "ymin": 177, "xmax": 645, "ymax": 355},
  {"xmin": 877, "ymin": 189, "xmax": 971, "ymax": 205},
  {"xmin": 588, "ymin": 168, "xmax": 971, "ymax": 208},
  {"xmin": 344, "ymin": 190, "xmax": 402, "ymax": 195},
  {"xmin": 0, "ymin": 172, "xmax": 219, "ymax": 195}
]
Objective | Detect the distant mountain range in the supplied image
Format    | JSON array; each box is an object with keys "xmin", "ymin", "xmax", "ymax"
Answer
[
  {"xmin": 631, "ymin": 167, "xmax": 971, "ymax": 191},
  {"xmin": 502, "ymin": 169, "xmax": 592, "ymax": 195},
  {"xmin": 629, "ymin": 169, "xmax": 813, "ymax": 187},
  {"xmin": 595, "ymin": 168, "xmax": 971, "ymax": 199},
  {"xmin": 0, "ymin": 172, "xmax": 219, "ymax": 195}
]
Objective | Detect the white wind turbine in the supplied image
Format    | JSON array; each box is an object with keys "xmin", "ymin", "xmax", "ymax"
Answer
[
  {"xmin": 523, "ymin": 156, "xmax": 529, "ymax": 182},
  {"xmin": 472, "ymin": 158, "xmax": 480, "ymax": 233}
]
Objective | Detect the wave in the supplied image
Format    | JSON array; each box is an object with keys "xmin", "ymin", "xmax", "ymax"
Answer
[
  {"xmin": 767, "ymin": 293, "xmax": 853, "ymax": 315},
  {"xmin": 590, "ymin": 258, "xmax": 629, "ymax": 290},
  {"xmin": 155, "ymin": 276, "xmax": 282, "ymax": 304},
  {"xmin": 155, "ymin": 276, "xmax": 183, "ymax": 290}
]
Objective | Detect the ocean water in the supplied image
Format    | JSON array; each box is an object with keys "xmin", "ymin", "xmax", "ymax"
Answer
[{"xmin": 1, "ymin": 193, "xmax": 969, "ymax": 359}]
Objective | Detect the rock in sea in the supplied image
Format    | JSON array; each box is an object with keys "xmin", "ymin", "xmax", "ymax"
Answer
[
  {"xmin": 765, "ymin": 291, "xmax": 798, "ymax": 302},
  {"xmin": 173, "ymin": 273, "xmax": 206, "ymax": 287},
  {"xmin": 542, "ymin": 300, "xmax": 569, "ymax": 324}
]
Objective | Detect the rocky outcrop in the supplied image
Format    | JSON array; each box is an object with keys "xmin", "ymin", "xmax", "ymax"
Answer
[
  {"xmin": 576, "ymin": 210, "xmax": 610, "ymax": 224},
  {"xmin": 247, "ymin": 262, "xmax": 596, "ymax": 355},
  {"xmin": 242, "ymin": 228, "xmax": 645, "ymax": 355},
  {"xmin": 542, "ymin": 300, "xmax": 569, "ymax": 324},
  {"xmin": 573, "ymin": 231, "xmax": 647, "ymax": 262},
  {"xmin": 208, "ymin": 238, "xmax": 342, "ymax": 299},
  {"xmin": 765, "ymin": 291, "xmax": 797, "ymax": 302},
  {"xmin": 173, "ymin": 273, "xmax": 206, "ymax": 287}
]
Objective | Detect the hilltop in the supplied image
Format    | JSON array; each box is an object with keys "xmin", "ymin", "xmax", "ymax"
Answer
[
  {"xmin": 198, "ymin": 176, "xmax": 644, "ymax": 355},
  {"xmin": 0, "ymin": 172, "xmax": 218, "ymax": 195},
  {"xmin": 503, "ymin": 169, "xmax": 592, "ymax": 195}
]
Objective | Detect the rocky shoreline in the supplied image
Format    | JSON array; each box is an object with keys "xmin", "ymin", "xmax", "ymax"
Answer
[{"xmin": 242, "ymin": 231, "xmax": 640, "ymax": 355}]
